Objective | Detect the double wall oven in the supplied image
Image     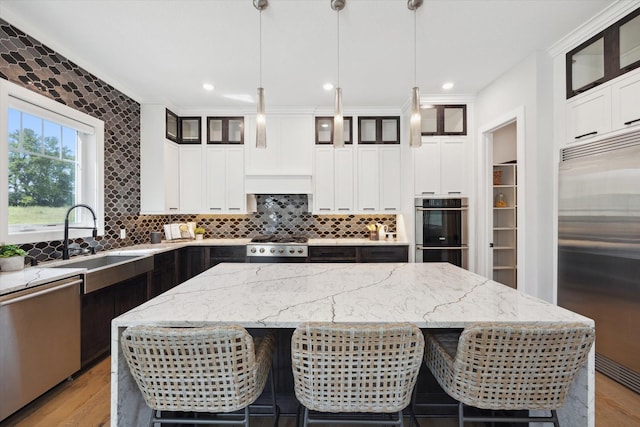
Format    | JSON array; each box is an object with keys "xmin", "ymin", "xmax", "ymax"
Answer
[{"xmin": 415, "ymin": 198, "xmax": 468, "ymax": 268}]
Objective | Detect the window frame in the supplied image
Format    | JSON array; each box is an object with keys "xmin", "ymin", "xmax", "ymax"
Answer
[{"xmin": 0, "ymin": 79, "xmax": 105, "ymax": 244}]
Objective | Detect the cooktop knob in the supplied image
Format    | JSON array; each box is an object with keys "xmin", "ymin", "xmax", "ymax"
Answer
[
  {"xmin": 279, "ymin": 248, "xmax": 285, "ymax": 254},
  {"xmin": 250, "ymin": 248, "xmax": 256, "ymax": 253},
  {"xmin": 270, "ymin": 248, "xmax": 276, "ymax": 253},
  {"xmin": 259, "ymin": 248, "xmax": 265, "ymax": 253},
  {"xmin": 297, "ymin": 248, "xmax": 304, "ymax": 254},
  {"xmin": 289, "ymin": 249, "xmax": 295, "ymax": 254}
]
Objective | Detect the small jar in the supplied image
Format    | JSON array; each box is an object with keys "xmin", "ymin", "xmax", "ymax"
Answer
[{"xmin": 495, "ymin": 193, "xmax": 507, "ymax": 208}]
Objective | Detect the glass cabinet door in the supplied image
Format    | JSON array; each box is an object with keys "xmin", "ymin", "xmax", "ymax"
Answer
[
  {"xmin": 568, "ymin": 35, "xmax": 606, "ymax": 94},
  {"xmin": 166, "ymin": 109, "xmax": 178, "ymax": 142},
  {"xmin": 381, "ymin": 118, "xmax": 399, "ymax": 143},
  {"xmin": 180, "ymin": 117, "xmax": 201, "ymax": 144},
  {"xmin": 228, "ymin": 118, "xmax": 244, "ymax": 144},
  {"xmin": 421, "ymin": 107, "xmax": 438, "ymax": 134},
  {"xmin": 314, "ymin": 117, "xmax": 352, "ymax": 144},
  {"xmin": 359, "ymin": 118, "xmax": 378, "ymax": 143},
  {"xmin": 619, "ymin": 12, "xmax": 640, "ymax": 71},
  {"xmin": 207, "ymin": 117, "xmax": 244, "ymax": 144},
  {"xmin": 443, "ymin": 106, "xmax": 466, "ymax": 134},
  {"xmin": 208, "ymin": 118, "xmax": 223, "ymax": 143}
]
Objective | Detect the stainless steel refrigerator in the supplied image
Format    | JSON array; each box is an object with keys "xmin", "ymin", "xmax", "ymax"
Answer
[{"xmin": 558, "ymin": 133, "xmax": 640, "ymax": 394}]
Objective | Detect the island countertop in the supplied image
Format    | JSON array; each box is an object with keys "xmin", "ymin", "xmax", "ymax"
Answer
[
  {"xmin": 111, "ymin": 263, "xmax": 594, "ymax": 427},
  {"xmin": 112, "ymin": 262, "xmax": 592, "ymax": 329}
]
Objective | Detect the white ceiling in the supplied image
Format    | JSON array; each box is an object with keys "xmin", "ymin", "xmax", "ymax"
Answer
[{"xmin": 0, "ymin": 0, "xmax": 617, "ymax": 111}]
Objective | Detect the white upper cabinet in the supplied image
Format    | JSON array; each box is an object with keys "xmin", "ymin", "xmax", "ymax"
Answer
[
  {"xmin": 179, "ymin": 146, "xmax": 204, "ymax": 213},
  {"xmin": 357, "ymin": 145, "xmax": 401, "ymax": 212},
  {"xmin": 566, "ymin": 85, "xmax": 612, "ymax": 143},
  {"xmin": 163, "ymin": 141, "xmax": 180, "ymax": 212},
  {"xmin": 313, "ymin": 146, "xmax": 354, "ymax": 213},
  {"xmin": 140, "ymin": 104, "xmax": 180, "ymax": 214},
  {"xmin": 245, "ymin": 115, "xmax": 313, "ymax": 175},
  {"xmin": 206, "ymin": 146, "xmax": 246, "ymax": 213},
  {"xmin": 414, "ymin": 138, "xmax": 468, "ymax": 196},
  {"xmin": 612, "ymin": 69, "xmax": 640, "ymax": 131}
]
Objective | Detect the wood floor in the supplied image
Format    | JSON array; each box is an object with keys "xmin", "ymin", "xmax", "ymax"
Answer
[{"xmin": 2, "ymin": 356, "xmax": 640, "ymax": 426}]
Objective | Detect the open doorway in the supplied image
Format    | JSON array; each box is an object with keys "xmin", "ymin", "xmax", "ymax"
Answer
[{"xmin": 477, "ymin": 107, "xmax": 524, "ymax": 289}]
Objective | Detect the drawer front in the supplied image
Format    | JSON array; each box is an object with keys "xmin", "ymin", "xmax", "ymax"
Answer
[
  {"xmin": 359, "ymin": 246, "xmax": 409, "ymax": 263},
  {"xmin": 309, "ymin": 246, "xmax": 357, "ymax": 262}
]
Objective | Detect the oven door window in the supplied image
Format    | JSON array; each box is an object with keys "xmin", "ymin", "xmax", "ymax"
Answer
[{"xmin": 422, "ymin": 210, "xmax": 461, "ymax": 246}]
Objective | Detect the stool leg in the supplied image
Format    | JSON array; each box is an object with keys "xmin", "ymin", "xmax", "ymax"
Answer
[
  {"xmin": 552, "ymin": 409, "xmax": 560, "ymax": 427},
  {"xmin": 458, "ymin": 402, "xmax": 464, "ymax": 427}
]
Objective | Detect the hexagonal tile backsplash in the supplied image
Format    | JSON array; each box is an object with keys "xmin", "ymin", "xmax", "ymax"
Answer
[{"xmin": 0, "ymin": 19, "xmax": 395, "ymax": 263}]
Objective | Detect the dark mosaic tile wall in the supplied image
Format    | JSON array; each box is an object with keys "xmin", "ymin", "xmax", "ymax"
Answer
[
  {"xmin": 134, "ymin": 195, "xmax": 396, "ymax": 242},
  {"xmin": 0, "ymin": 18, "xmax": 141, "ymax": 261},
  {"xmin": 0, "ymin": 20, "xmax": 396, "ymax": 262}
]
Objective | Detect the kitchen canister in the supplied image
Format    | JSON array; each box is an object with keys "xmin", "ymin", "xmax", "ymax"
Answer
[{"xmin": 150, "ymin": 232, "xmax": 163, "ymax": 244}]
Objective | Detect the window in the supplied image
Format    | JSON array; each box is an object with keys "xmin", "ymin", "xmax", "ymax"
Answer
[{"xmin": 1, "ymin": 79, "xmax": 104, "ymax": 244}]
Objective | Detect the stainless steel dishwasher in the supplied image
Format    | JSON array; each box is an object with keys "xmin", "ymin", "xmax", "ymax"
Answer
[{"xmin": 0, "ymin": 276, "xmax": 82, "ymax": 421}]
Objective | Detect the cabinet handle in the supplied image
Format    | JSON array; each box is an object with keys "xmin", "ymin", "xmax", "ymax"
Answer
[
  {"xmin": 228, "ymin": 208, "xmax": 241, "ymax": 211},
  {"xmin": 575, "ymin": 131, "xmax": 597, "ymax": 139},
  {"xmin": 337, "ymin": 208, "xmax": 350, "ymax": 211},
  {"xmin": 384, "ymin": 208, "xmax": 397, "ymax": 211},
  {"xmin": 169, "ymin": 207, "xmax": 178, "ymax": 211},
  {"xmin": 319, "ymin": 208, "xmax": 331, "ymax": 211},
  {"xmin": 624, "ymin": 118, "xmax": 640, "ymax": 126},
  {"xmin": 447, "ymin": 191, "xmax": 461, "ymax": 194},
  {"xmin": 209, "ymin": 207, "xmax": 222, "ymax": 211},
  {"xmin": 363, "ymin": 208, "xmax": 375, "ymax": 211},
  {"xmin": 421, "ymin": 191, "xmax": 435, "ymax": 195}
]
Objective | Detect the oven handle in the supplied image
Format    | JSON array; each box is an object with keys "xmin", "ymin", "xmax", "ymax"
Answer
[
  {"xmin": 416, "ymin": 207, "xmax": 468, "ymax": 211},
  {"xmin": 416, "ymin": 246, "xmax": 468, "ymax": 251}
]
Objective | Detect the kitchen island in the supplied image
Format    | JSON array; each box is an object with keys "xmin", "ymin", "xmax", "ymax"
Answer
[{"xmin": 111, "ymin": 262, "xmax": 594, "ymax": 426}]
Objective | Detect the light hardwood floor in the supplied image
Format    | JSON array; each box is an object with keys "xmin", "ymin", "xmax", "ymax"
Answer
[{"xmin": 2, "ymin": 356, "xmax": 640, "ymax": 426}]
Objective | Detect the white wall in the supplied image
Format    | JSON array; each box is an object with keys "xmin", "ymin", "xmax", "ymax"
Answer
[{"xmin": 474, "ymin": 50, "xmax": 555, "ymax": 302}]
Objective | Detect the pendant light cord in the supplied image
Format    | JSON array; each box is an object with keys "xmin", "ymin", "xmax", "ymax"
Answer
[
  {"xmin": 259, "ymin": 9, "xmax": 263, "ymax": 87},
  {"xmin": 336, "ymin": 9, "xmax": 340, "ymax": 88},
  {"xmin": 413, "ymin": 8, "xmax": 417, "ymax": 87}
]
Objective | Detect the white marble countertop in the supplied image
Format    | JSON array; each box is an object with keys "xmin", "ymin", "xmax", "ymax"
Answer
[
  {"xmin": 0, "ymin": 267, "xmax": 85, "ymax": 296},
  {"xmin": 113, "ymin": 262, "xmax": 591, "ymax": 329}
]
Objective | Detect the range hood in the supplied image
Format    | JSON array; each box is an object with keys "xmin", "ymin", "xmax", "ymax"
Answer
[{"xmin": 245, "ymin": 174, "xmax": 312, "ymax": 195}]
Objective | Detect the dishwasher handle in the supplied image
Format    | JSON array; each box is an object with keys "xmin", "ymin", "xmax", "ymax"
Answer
[{"xmin": 0, "ymin": 278, "xmax": 82, "ymax": 307}]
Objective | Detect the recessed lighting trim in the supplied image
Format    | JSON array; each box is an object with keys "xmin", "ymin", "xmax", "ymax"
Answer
[
  {"xmin": 203, "ymin": 83, "xmax": 215, "ymax": 91},
  {"xmin": 323, "ymin": 82, "xmax": 334, "ymax": 91},
  {"xmin": 442, "ymin": 82, "xmax": 454, "ymax": 90}
]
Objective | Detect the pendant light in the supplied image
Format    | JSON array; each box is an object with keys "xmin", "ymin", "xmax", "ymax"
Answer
[
  {"xmin": 254, "ymin": 0, "xmax": 268, "ymax": 148},
  {"xmin": 408, "ymin": 0, "xmax": 423, "ymax": 148},
  {"xmin": 331, "ymin": 0, "xmax": 345, "ymax": 148}
]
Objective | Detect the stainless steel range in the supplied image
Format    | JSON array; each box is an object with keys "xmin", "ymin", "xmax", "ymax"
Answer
[{"xmin": 246, "ymin": 235, "xmax": 308, "ymax": 262}]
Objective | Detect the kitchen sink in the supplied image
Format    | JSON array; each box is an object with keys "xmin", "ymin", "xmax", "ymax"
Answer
[{"xmin": 52, "ymin": 254, "xmax": 154, "ymax": 293}]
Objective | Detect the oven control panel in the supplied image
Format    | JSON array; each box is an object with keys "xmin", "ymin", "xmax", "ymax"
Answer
[{"xmin": 246, "ymin": 244, "xmax": 308, "ymax": 257}]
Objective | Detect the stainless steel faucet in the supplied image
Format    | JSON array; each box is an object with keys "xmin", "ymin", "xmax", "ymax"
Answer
[{"xmin": 63, "ymin": 204, "xmax": 98, "ymax": 260}]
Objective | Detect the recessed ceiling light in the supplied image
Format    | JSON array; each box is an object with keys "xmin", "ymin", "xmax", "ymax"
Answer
[
  {"xmin": 321, "ymin": 123, "xmax": 329, "ymax": 128},
  {"xmin": 442, "ymin": 82, "xmax": 454, "ymax": 90},
  {"xmin": 323, "ymin": 82, "xmax": 334, "ymax": 91},
  {"xmin": 203, "ymin": 83, "xmax": 215, "ymax": 91}
]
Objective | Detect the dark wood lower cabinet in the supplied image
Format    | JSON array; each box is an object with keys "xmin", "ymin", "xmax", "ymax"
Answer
[
  {"xmin": 309, "ymin": 245, "xmax": 408, "ymax": 263},
  {"xmin": 148, "ymin": 250, "xmax": 178, "ymax": 299},
  {"xmin": 80, "ymin": 286, "xmax": 114, "ymax": 367},
  {"xmin": 209, "ymin": 245, "xmax": 246, "ymax": 266}
]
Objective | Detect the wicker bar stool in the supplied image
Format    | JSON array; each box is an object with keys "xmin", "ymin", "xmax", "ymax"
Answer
[
  {"xmin": 291, "ymin": 322, "xmax": 424, "ymax": 426},
  {"xmin": 120, "ymin": 325, "xmax": 279, "ymax": 426},
  {"xmin": 423, "ymin": 322, "xmax": 595, "ymax": 426}
]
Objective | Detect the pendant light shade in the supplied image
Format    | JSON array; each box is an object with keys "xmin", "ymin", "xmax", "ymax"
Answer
[
  {"xmin": 333, "ymin": 87, "xmax": 344, "ymax": 148},
  {"xmin": 408, "ymin": 0, "xmax": 423, "ymax": 148},
  {"xmin": 332, "ymin": 0, "xmax": 345, "ymax": 148},
  {"xmin": 410, "ymin": 86, "xmax": 422, "ymax": 147},
  {"xmin": 256, "ymin": 87, "xmax": 266, "ymax": 148},
  {"xmin": 254, "ymin": 0, "xmax": 268, "ymax": 148}
]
